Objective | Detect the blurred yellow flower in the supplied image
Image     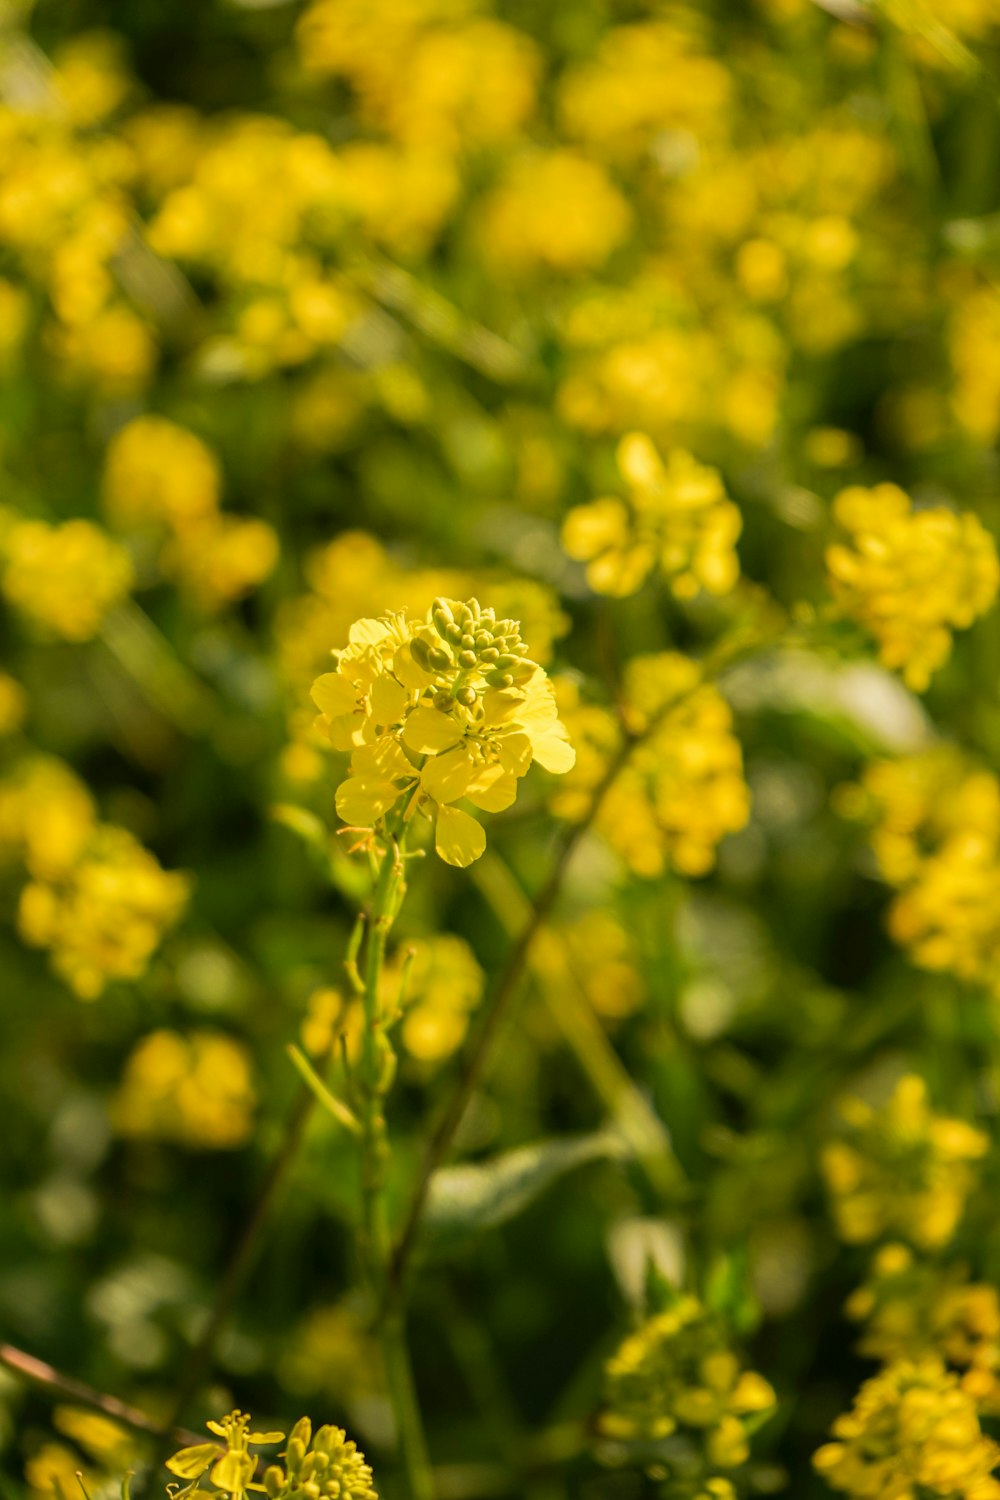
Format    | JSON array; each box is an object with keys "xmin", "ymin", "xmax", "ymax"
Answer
[
  {"xmin": 1, "ymin": 517, "xmax": 132, "ymax": 641},
  {"xmin": 826, "ymin": 483, "xmax": 999, "ymax": 690},
  {"xmin": 822, "ymin": 1075, "xmax": 987, "ymax": 1250},
  {"xmin": 114, "ymin": 1029, "xmax": 256, "ymax": 1149},
  {"xmin": 562, "ymin": 433, "xmax": 741, "ymax": 600},
  {"xmin": 813, "ymin": 1359, "xmax": 1000, "ymax": 1500}
]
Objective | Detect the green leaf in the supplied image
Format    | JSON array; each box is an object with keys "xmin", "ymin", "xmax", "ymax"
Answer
[{"xmin": 424, "ymin": 1130, "xmax": 628, "ymax": 1252}]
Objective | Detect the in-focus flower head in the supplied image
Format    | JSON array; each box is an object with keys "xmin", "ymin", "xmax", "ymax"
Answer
[
  {"xmin": 562, "ymin": 433, "xmax": 742, "ymax": 600},
  {"xmin": 813, "ymin": 1358, "xmax": 1000, "ymax": 1500},
  {"xmin": 311, "ymin": 596, "xmax": 574, "ymax": 867},
  {"xmin": 822, "ymin": 1074, "xmax": 988, "ymax": 1250},
  {"xmin": 826, "ymin": 483, "xmax": 999, "ymax": 690}
]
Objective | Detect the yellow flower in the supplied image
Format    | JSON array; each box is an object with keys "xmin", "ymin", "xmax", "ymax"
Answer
[
  {"xmin": 826, "ymin": 483, "xmax": 999, "ymax": 690},
  {"xmin": 813, "ymin": 1359, "xmax": 1000, "ymax": 1500},
  {"xmin": 601, "ymin": 1294, "xmax": 775, "ymax": 1469},
  {"xmin": 102, "ymin": 416, "xmax": 221, "ymax": 531},
  {"xmin": 1, "ymin": 517, "xmax": 133, "ymax": 641},
  {"xmin": 553, "ymin": 658, "xmax": 749, "ymax": 878},
  {"xmin": 113, "ymin": 1030, "xmax": 256, "ymax": 1149},
  {"xmin": 395, "ymin": 933, "xmax": 484, "ymax": 1064},
  {"xmin": 848, "ymin": 1245, "xmax": 1000, "ymax": 1415},
  {"xmin": 822, "ymin": 1075, "xmax": 988, "ymax": 1251},
  {"xmin": 311, "ymin": 597, "xmax": 574, "ymax": 867},
  {"xmin": 17, "ymin": 822, "xmax": 190, "ymax": 999},
  {"xmin": 562, "ymin": 433, "xmax": 741, "ymax": 600},
  {"xmin": 475, "ymin": 149, "xmax": 631, "ymax": 275},
  {"xmin": 857, "ymin": 751, "xmax": 1000, "ymax": 994},
  {"xmin": 167, "ymin": 1412, "xmax": 378, "ymax": 1500}
]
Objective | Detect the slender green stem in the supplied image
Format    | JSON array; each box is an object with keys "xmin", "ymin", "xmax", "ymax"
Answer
[{"xmin": 357, "ymin": 830, "xmax": 434, "ymax": 1500}]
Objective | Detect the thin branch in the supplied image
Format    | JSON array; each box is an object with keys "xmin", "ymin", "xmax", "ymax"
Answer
[
  {"xmin": 0, "ymin": 1344, "xmax": 202, "ymax": 1448},
  {"xmin": 387, "ymin": 730, "xmax": 638, "ymax": 1296}
]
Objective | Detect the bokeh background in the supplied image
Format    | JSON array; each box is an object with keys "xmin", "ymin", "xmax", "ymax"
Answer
[{"xmin": 5, "ymin": 0, "xmax": 1000, "ymax": 1497}]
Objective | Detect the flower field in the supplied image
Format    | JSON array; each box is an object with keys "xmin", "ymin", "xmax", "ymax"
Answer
[{"xmin": 4, "ymin": 1, "xmax": 1000, "ymax": 1498}]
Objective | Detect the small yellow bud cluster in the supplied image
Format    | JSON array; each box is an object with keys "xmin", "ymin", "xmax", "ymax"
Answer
[
  {"xmin": 847, "ymin": 1245, "xmax": 1000, "ymax": 1416},
  {"xmin": 1, "ymin": 516, "xmax": 132, "ymax": 641},
  {"xmin": 0, "ymin": 755, "xmax": 188, "ymax": 998},
  {"xmin": 562, "ymin": 433, "xmax": 742, "ymax": 600},
  {"xmin": 552, "ymin": 656, "xmax": 749, "ymax": 878},
  {"xmin": 813, "ymin": 1359, "xmax": 1000, "ymax": 1500},
  {"xmin": 825, "ymin": 483, "xmax": 999, "ymax": 691},
  {"xmin": 102, "ymin": 416, "xmax": 279, "ymax": 611},
  {"xmin": 113, "ymin": 1029, "xmax": 256, "ymax": 1149},
  {"xmin": 822, "ymin": 1075, "xmax": 988, "ymax": 1251},
  {"xmin": 858, "ymin": 751, "xmax": 1000, "ymax": 995},
  {"xmin": 601, "ymin": 1294, "xmax": 776, "ymax": 1473},
  {"xmin": 166, "ymin": 1412, "xmax": 377, "ymax": 1500},
  {"xmin": 311, "ymin": 598, "xmax": 574, "ymax": 867}
]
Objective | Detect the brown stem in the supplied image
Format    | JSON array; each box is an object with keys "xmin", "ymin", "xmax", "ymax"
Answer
[{"xmin": 0, "ymin": 1343, "xmax": 203, "ymax": 1447}]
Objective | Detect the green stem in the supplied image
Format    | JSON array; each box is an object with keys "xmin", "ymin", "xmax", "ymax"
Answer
[{"xmin": 358, "ymin": 830, "xmax": 434, "ymax": 1500}]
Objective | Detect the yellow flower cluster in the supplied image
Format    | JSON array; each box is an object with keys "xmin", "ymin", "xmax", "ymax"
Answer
[
  {"xmin": 1, "ymin": 516, "xmax": 132, "ymax": 641},
  {"xmin": 821, "ymin": 1075, "xmax": 988, "ymax": 1250},
  {"xmin": 559, "ymin": 911, "xmax": 645, "ymax": 1023},
  {"xmin": 167, "ymin": 1411, "xmax": 376, "ymax": 1500},
  {"xmin": 0, "ymin": 77, "xmax": 155, "ymax": 393},
  {"xmin": 847, "ymin": 1245, "xmax": 1000, "ymax": 1415},
  {"xmin": 113, "ymin": 1030, "xmax": 256, "ymax": 1149},
  {"xmin": 297, "ymin": 0, "xmax": 538, "ymax": 153},
  {"xmin": 813, "ymin": 1359, "xmax": 1000, "ymax": 1500},
  {"xmin": 0, "ymin": 755, "xmax": 188, "ymax": 998},
  {"xmin": 825, "ymin": 484, "xmax": 999, "ymax": 691},
  {"xmin": 562, "ymin": 433, "xmax": 742, "ymax": 600},
  {"xmin": 102, "ymin": 416, "xmax": 278, "ymax": 610},
  {"xmin": 601, "ymin": 1294, "xmax": 776, "ymax": 1470},
  {"xmin": 476, "ymin": 150, "xmax": 631, "ymax": 275},
  {"xmin": 311, "ymin": 598, "xmax": 574, "ymax": 867},
  {"xmin": 553, "ymin": 658, "xmax": 749, "ymax": 878},
  {"xmin": 859, "ymin": 751, "xmax": 1000, "ymax": 994}
]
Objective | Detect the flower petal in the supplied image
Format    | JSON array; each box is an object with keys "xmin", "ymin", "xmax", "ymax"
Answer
[
  {"xmin": 402, "ymin": 704, "xmax": 464, "ymax": 755},
  {"xmin": 336, "ymin": 776, "xmax": 401, "ymax": 825},
  {"xmin": 166, "ymin": 1446, "xmax": 223, "ymax": 1480},
  {"xmin": 530, "ymin": 726, "xmax": 576, "ymax": 774},
  {"xmin": 369, "ymin": 673, "xmax": 409, "ymax": 726},
  {"xmin": 421, "ymin": 746, "xmax": 475, "ymax": 804},
  {"xmin": 211, "ymin": 1452, "xmax": 255, "ymax": 1493},
  {"xmin": 465, "ymin": 764, "xmax": 518, "ymax": 812},
  {"xmin": 435, "ymin": 804, "xmax": 487, "ymax": 867},
  {"xmin": 311, "ymin": 672, "xmax": 357, "ymax": 718}
]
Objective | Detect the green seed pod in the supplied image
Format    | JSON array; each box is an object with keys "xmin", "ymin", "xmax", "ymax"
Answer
[
  {"xmin": 456, "ymin": 686, "xmax": 478, "ymax": 707},
  {"xmin": 427, "ymin": 646, "xmax": 452, "ymax": 671},
  {"xmin": 458, "ymin": 649, "xmax": 477, "ymax": 668}
]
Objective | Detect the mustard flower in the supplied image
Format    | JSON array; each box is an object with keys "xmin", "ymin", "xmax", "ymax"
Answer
[
  {"xmin": 475, "ymin": 149, "xmax": 632, "ymax": 275},
  {"xmin": 562, "ymin": 433, "xmax": 741, "ymax": 600},
  {"xmin": 311, "ymin": 597, "xmax": 574, "ymax": 867},
  {"xmin": 858, "ymin": 751, "xmax": 1000, "ymax": 995},
  {"xmin": 167, "ymin": 1412, "xmax": 378, "ymax": 1500},
  {"xmin": 825, "ymin": 483, "xmax": 999, "ymax": 690},
  {"xmin": 848, "ymin": 1244, "xmax": 1000, "ymax": 1415},
  {"xmin": 113, "ymin": 1029, "xmax": 256, "ymax": 1149},
  {"xmin": 813, "ymin": 1359, "xmax": 1000, "ymax": 1500},
  {"xmin": 1, "ymin": 516, "xmax": 133, "ymax": 642},
  {"xmin": 601, "ymin": 1293, "xmax": 776, "ymax": 1469},
  {"xmin": 552, "ymin": 657, "xmax": 749, "ymax": 878},
  {"xmin": 822, "ymin": 1075, "xmax": 988, "ymax": 1251}
]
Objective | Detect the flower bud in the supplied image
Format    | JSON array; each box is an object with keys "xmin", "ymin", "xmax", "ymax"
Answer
[
  {"xmin": 263, "ymin": 1468, "xmax": 283, "ymax": 1498},
  {"xmin": 458, "ymin": 650, "xmax": 477, "ymax": 668},
  {"xmin": 427, "ymin": 646, "xmax": 451, "ymax": 671},
  {"xmin": 456, "ymin": 686, "xmax": 477, "ymax": 707}
]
